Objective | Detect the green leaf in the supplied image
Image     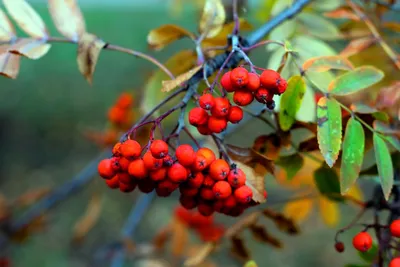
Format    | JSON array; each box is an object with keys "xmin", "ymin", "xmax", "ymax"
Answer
[
  {"xmin": 372, "ymin": 112, "xmax": 389, "ymax": 123},
  {"xmin": 328, "ymin": 66, "xmax": 384, "ymax": 96},
  {"xmin": 373, "ymin": 120, "xmax": 397, "ymax": 135},
  {"xmin": 386, "ymin": 136, "xmax": 400, "ymax": 152},
  {"xmin": 279, "ymin": 76, "xmax": 306, "ymax": 131},
  {"xmin": 350, "ymin": 103, "xmax": 378, "ymax": 114},
  {"xmin": 358, "ymin": 243, "xmax": 378, "ymax": 263},
  {"xmin": 298, "ymin": 13, "xmax": 341, "ymax": 40},
  {"xmin": 276, "ymin": 154, "xmax": 304, "ymax": 180},
  {"xmin": 303, "ymin": 56, "xmax": 354, "ymax": 72},
  {"xmin": 317, "ymin": 97, "xmax": 342, "ymax": 167},
  {"xmin": 340, "ymin": 118, "xmax": 365, "ymax": 194},
  {"xmin": 314, "ymin": 165, "xmax": 343, "ymax": 201},
  {"xmin": 373, "ymin": 133, "xmax": 394, "ymax": 200}
]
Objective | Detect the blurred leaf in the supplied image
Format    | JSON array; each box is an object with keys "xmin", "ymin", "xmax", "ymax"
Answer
[
  {"xmin": 269, "ymin": 20, "xmax": 296, "ymax": 42},
  {"xmin": 230, "ymin": 236, "xmax": 251, "ymax": 261},
  {"xmin": 152, "ymin": 225, "xmax": 172, "ymax": 251},
  {"xmin": 171, "ymin": 217, "xmax": 189, "ymax": 257},
  {"xmin": 344, "ymin": 264, "xmax": 371, "ymax": 267},
  {"xmin": 350, "ymin": 103, "xmax": 378, "ymax": 114},
  {"xmin": 340, "ymin": 37, "xmax": 376, "ymax": 57},
  {"xmin": 256, "ymin": 0, "xmax": 277, "ymax": 21},
  {"xmin": 202, "ymin": 19, "xmax": 252, "ymax": 47},
  {"xmin": 76, "ymin": 33, "xmax": 106, "ymax": 85},
  {"xmin": 303, "ymin": 56, "xmax": 354, "ymax": 72},
  {"xmin": 276, "ymin": 154, "xmax": 304, "ymax": 180},
  {"xmin": 11, "ymin": 215, "xmax": 47, "ymax": 243},
  {"xmin": 3, "ymin": 0, "xmax": 48, "ymax": 38},
  {"xmin": 13, "ymin": 187, "xmax": 51, "ymax": 207},
  {"xmin": 0, "ymin": 45, "xmax": 20, "ymax": 79},
  {"xmin": 386, "ymin": 136, "xmax": 400, "ymax": 152},
  {"xmin": 244, "ymin": 260, "xmax": 258, "ymax": 267},
  {"xmin": 340, "ymin": 118, "xmax": 365, "ymax": 194},
  {"xmin": 324, "ymin": 7, "xmax": 360, "ymax": 21},
  {"xmin": 314, "ymin": 166, "xmax": 343, "ymax": 201},
  {"xmin": 184, "ymin": 242, "xmax": 216, "ymax": 267},
  {"xmin": 249, "ymin": 224, "xmax": 283, "ymax": 248},
  {"xmin": 225, "ymin": 212, "xmax": 260, "ymax": 239},
  {"xmin": 48, "ymin": 0, "xmax": 86, "ymax": 41},
  {"xmin": 358, "ymin": 243, "xmax": 378, "ymax": 262},
  {"xmin": 372, "ymin": 112, "xmax": 390, "ymax": 123},
  {"xmin": 373, "ymin": 121, "xmax": 399, "ymax": 135},
  {"xmin": 161, "ymin": 65, "xmax": 202, "ymax": 92},
  {"xmin": 318, "ymin": 196, "xmax": 339, "ymax": 226},
  {"xmin": 298, "ymin": 13, "xmax": 341, "ymax": 40},
  {"xmin": 147, "ymin": 24, "xmax": 195, "ymax": 51},
  {"xmin": 382, "ymin": 22, "xmax": 400, "ymax": 33},
  {"xmin": 199, "ymin": 0, "xmax": 226, "ymax": 38},
  {"xmin": 252, "ymin": 134, "xmax": 282, "ymax": 161},
  {"xmin": 373, "ymin": 133, "xmax": 394, "ymax": 200},
  {"xmin": 265, "ymin": 209, "xmax": 301, "ymax": 235},
  {"xmin": 312, "ymin": 0, "xmax": 343, "ymax": 11},
  {"xmin": 0, "ymin": 8, "xmax": 15, "ymax": 41},
  {"xmin": 271, "ymin": 0, "xmax": 293, "ymax": 16},
  {"xmin": 9, "ymin": 38, "xmax": 51, "ymax": 60},
  {"xmin": 72, "ymin": 193, "xmax": 103, "ymax": 243},
  {"xmin": 279, "ymin": 76, "xmax": 306, "ymax": 131},
  {"xmin": 317, "ymin": 97, "xmax": 342, "ymax": 167},
  {"xmin": 282, "ymin": 195, "xmax": 313, "ymax": 223},
  {"xmin": 239, "ymin": 162, "xmax": 266, "ymax": 203},
  {"xmin": 0, "ymin": 194, "xmax": 10, "ymax": 222},
  {"xmin": 375, "ymin": 81, "xmax": 400, "ymax": 110}
]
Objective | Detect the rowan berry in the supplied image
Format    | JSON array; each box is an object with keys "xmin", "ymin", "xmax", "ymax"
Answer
[
  {"xmin": 176, "ymin": 144, "xmax": 196, "ymax": 167},
  {"xmin": 391, "ymin": 220, "xmax": 400, "ymax": 237},
  {"xmin": 189, "ymin": 107, "xmax": 208, "ymax": 126},
  {"xmin": 174, "ymin": 206, "xmax": 193, "ymax": 223},
  {"xmin": 213, "ymin": 200, "xmax": 225, "ymax": 213},
  {"xmin": 197, "ymin": 203, "xmax": 214, "ymax": 216},
  {"xmin": 228, "ymin": 206, "xmax": 245, "ymax": 217},
  {"xmin": 168, "ymin": 163, "xmax": 188, "ymax": 183},
  {"xmin": 128, "ymin": 159, "xmax": 148, "ymax": 179},
  {"xmin": 108, "ymin": 106, "xmax": 126, "ymax": 124},
  {"xmin": 119, "ymin": 181, "xmax": 136, "ymax": 193},
  {"xmin": 246, "ymin": 72, "xmax": 261, "ymax": 92},
  {"xmin": 227, "ymin": 168, "xmax": 246, "ymax": 187},
  {"xmin": 203, "ymin": 175, "xmax": 216, "ymax": 188},
  {"xmin": 116, "ymin": 93, "xmax": 134, "ymax": 109},
  {"xmin": 120, "ymin": 140, "xmax": 141, "ymax": 159},
  {"xmin": 220, "ymin": 71, "xmax": 235, "ymax": 92},
  {"xmin": 230, "ymin": 67, "xmax": 249, "ymax": 87},
  {"xmin": 197, "ymin": 225, "xmax": 225, "ymax": 242},
  {"xmin": 98, "ymin": 159, "xmax": 116, "ymax": 179},
  {"xmin": 207, "ymin": 116, "xmax": 228, "ymax": 133},
  {"xmin": 110, "ymin": 157, "xmax": 121, "ymax": 171},
  {"xmin": 335, "ymin": 242, "xmax": 345, "ymax": 253},
  {"xmin": 200, "ymin": 188, "xmax": 215, "ymax": 200},
  {"xmin": 197, "ymin": 148, "xmax": 216, "ymax": 166},
  {"xmin": 352, "ymin": 232, "xmax": 373, "ymax": 252},
  {"xmin": 143, "ymin": 151, "xmax": 163, "ymax": 171},
  {"xmin": 254, "ymin": 87, "xmax": 274, "ymax": 104},
  {"xmin": 260, "ymin": 69, "xmax": 281, "ymax": 89},
  {"xmin": 227, "ymin": 106, "xmax": 243, "ymax": 124},
  {"xmin": 199, "ymin": 93, "xmax": 215, "ymax": 110},
  {"xmin": 191, "ymin": 211, "xmax": 214, "ymax": 227},
  {"xmin": 105, "ymin": 175, "xmax": 119, "ymax": 189},
  {"xmin": 276, "ymin": 77, "xmax": 287, "ymax": 94},
  {"xmin": 117, "ymin": 172, "xmax": 133, "ymax": 184},
  {"xmin": 234, "ymin": 185, "xmax": 253, "ymax": 204},
  {"xmin": 162, "ymin": 154, "xmax": 174, "ymax": 167},
  {"xmin": 112, "ymin": 142, "xmax": 122, "ymax": 156},
  {"xmin": 197, "ymin": 124, "xmax": 212, "ymax": 135},
  {"xmin": 149, "ymin": 167, "xmax": 167, "ymax": 181},
  {"xmin": 155, "ymin": 186, "xmax": 171, "ymax": 197},
  {"xmin": 389, "ymin": 258, "xmax": 400, "ymax": 267},
  {"xmin": 150, "ymin": 140, "xmax": 169, "ymax": 159},
  {"xmin": 157, "ymin": 180, "xmax": 178, "ymax": 196},
  {"xmin": 233, "ymin": 90, "xmax": 254, "ymax": 106},
  {"xmin": 213, "ymin": 181, "xmax": 232, "ymax": 199},
  {"xmin": 209, "ymin": 159, "xmax": 230, "ymax": 180},
  {"xmin": 188, "ymin": 172, "xmax": 205, "ymax": 188},
  {"xmin": 137, "ymin": 179, "xmax": 156, "ymax": 193},
  {"xmin": 192, "ymin": 154, "xmax": 207, "ymax": 172},
  {"xmin": 263, "ymin": 190, "xmax": 268, "ymax": 199},
  {"xmin": 179, "ymin": 195, "xmax": 198, "ymax": 210},
  {"xmin": 180, "ymin": 185, "xmax": 199, "ymax": 197},
  {"xmin": 118, "ymin": 157, "xmax": 130, "ymax": 171},
  {"xmin": 211, "ymin": 97, "xmax": 230, "ymax": 117},
  {"xmin": 223, "ymin": 195, "xmax": 237, "ymax": 209}
]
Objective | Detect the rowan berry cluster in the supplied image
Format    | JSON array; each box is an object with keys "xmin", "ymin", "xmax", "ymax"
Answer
[
  {"xmin": 107, "ymin": 92, "xmax": 135, "ymax": 129},
  {"xmin": 189, "ymin": 67, "xmax": 287, "ymax": 135},
  {"xmin": 98, "ymin": 139, "xmax": 263, "ymax": 217}
]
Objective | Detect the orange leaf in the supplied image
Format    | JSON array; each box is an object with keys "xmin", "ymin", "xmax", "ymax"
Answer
[
  {"xmin": 0, "ymin": 45, "xmax": 20, "ymax": 79},
  {"xmin": 324, "ymin": 8, "xmax": 360, "ymax": 21},
  {"xmin": 0, "ymin": 8, "xmax": 16, "ymax": 41},
  {"xmin": 147, "ymin": 24, "xmax": 195, "ymax": 51},
  {"xmin": 9, "ymin": 38, "xmax": 51, "ymax": 60},
  {"xmin": 161, "ymin": 65, "xmax": 202, "ymax": 92},
  {"xmin": 340, "ymin": 36, "xmax": 376, "ymax": 57}
]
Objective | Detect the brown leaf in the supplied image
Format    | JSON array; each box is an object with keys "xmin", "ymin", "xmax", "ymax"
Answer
[
  {"xmin": 161, "ymin": 65, "xmax": 202, "ymax": 92},
  {"xmin": 48, "ymin": 0, "xmax": 86, "ymax": 41},
  {"xmin": 382, "ymin": 22, "xmax": 400, "ymax": 33},
  {"xmin": 3, "ymin": 0, "xmax": 48, "ymax": 38},
  {"xmin": 240, "ymin": 162, "xmax": 266, "ymax": 203},
  {"xmin": 184, "ymin": 242, "xmax": 216, "ymax": 267},
  {"xmin": 0, "ymin": 193, "xmax": 10, "ymax": 222},
  {"xmin": 9, "ymin": 38, "xmax": 51, "ymax": 60},
  {"xmin": 72, "ymin": 193, "xmax": 103, "ymax": 243},
  {"xmin": 147, "ymin": 24, "xmax": 195, "ymax": 51},
  {"xmin": 340, "ymin": 36, "xmax": 376, "ymax": 57},
  {"xmin": 12, "ymin": 187, "xmax": 51, "ymax": 207},
  {"xmin": 230, "ymin": 236, "xmax": 251, "ymax": 261},
  {"xmin": 0, "ymin": 45, "xmax": 20, "ymax": 79},
  {"xmin": 76, "ymin": 33, "xmax": 106, "ymax": 85},
  {"xmin": 262, "ymin": 209, "xmax": 300, "ymax": 235},
  {"xmin": 225, "ymin": 211, "xmax": 261, "ymax": 238},
  {"xmin": 0, "ymin": 8, "xmax": 16, "ymax": 41},
  {"xmin": 324, "ymin": 8, "xmax": 360, "ymax": 21},
  {"xmin": 152, "ymin": 224, "xmax": 172, "ymax": 251},
  {"xmin": 249, "ymin": 224, "xmax": 283, "ymax": 248},
  {"xmin": 298, "ymin": 137, "xmax": 319, "ymax": 152},
  {"xmin": 10, "ymin": 215, "xmax": 47, "ymax": 243},
  {"xmin": 199, "ymin": 0, "xmax": 226, "ymax": 38},
  {"xmin": 171, "ymin": 217, "xmax": 189, "ymax": 257},
  {"xmin": 225, "ymin": 143, "xmax": 274, "ymax": 173}
]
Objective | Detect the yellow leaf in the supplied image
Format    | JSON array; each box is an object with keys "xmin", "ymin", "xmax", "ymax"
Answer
[
  {"xmin": 199, "ymin": 0, "xmax": 226, "ymax": 38},
  {"xmin": 0, "ymin": 45, "xmax": 20, "ymax": 79},
  {"xmin": 345, "ymin": 184, "xmax": 364, "ymax": 203},
  {"xmin": 3, "ymin": 0, "xmax": 48, "ymax": 38},
  {"xmin": 147, "ymin": 24, "xmax": 195, "ymax": 51},
  {"xmin": 161, "ymin": 65, "xmax": 202, "ymax": 92},
  {"xmin": 76, "ymin": 33, "xmax": 106, "ymax": 85},
  {"xmin": 318, "ymin": 196, "xmax": 339, "ymax": 226},
  {"xmin": 48, "ymin": 0, "xmax": 86, "ymax": 42},
  {"xmin": 202, "ymin": 19, "xmax": 252, "ymax": 47},
  {"xmin": 283, "ymin": 196, "xmax": 313, "ymax": 223},
  {"xmin": 0, "ymin": 8, "xmax": 16, "ymax": 41},
  {"xmin": 171, "ymin": 217, "xmax": 189, "ymax": 257},
  {"xmin": 184, "ymin": 242, "xmax": 216, "ymax": 267},
  {"xmin": 9, "ymin": 38, "xmax": 51, "ymax": 60}
]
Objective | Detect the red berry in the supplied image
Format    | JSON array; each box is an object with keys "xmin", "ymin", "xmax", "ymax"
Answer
[
  {"xmin": 197, "ymin": 203, "xmax": 214, "ymax": 216},
  {"xmin": 197, "ymin": 124, "xmax": 212, "ymax": 135},
  {"xmin": 227, "ymin": 106, "xmax": 243, "ymax": 124},
  {"xmin": 228, "ymin": 206, "xmax": 245, "ymax": 217},
  {"xmin": 137, "ymin": 179, "xmax": 156, "ymax": 193},
  {"xmin": 192, "ymin": 154, "xmax": 208, "ymax": 172},
  {"xmin": 150, "ymin": 140, "xmax": 169, "ymax": 159},
  {"xmin": 234, "ymin": 186, "xmax": 253, "ymax": 204},
  {"xmin": 162, "ymin": 154, "xmax": 174, "ymax": 167},
  {"xmin": 213, "ymin": 200, "xmax": 225, "ymax": 213},
  {"xmin": 352, "ymin": 232, "xmax": 373, "ymax": 252},
  {"xmin": 260, "ymin": 69, "xmax": 281, "ymax": 89},
  {"xmin": 189, "ymin": 107, "xmax": 208, "ymax": 126},
  {"xmin": 98, "ymin": 159, "xmax": 116, "ymax": 179},
  {"xmin": 389, "ymin": 258, "xmax": 400, "ymax": 267},
  {"xmin": 197, "ymin": 148, "xmax": 216, "ymax": 166},
  {"xmin": 246, "ymin": 72, "xmax": 261, "ymax": 92},
  {"xmin": 105, "ymin": 175, "xmax": 119, "ymax": 189},
  {"xmin": 128, "ymin": 159, "xmax": 148, "ymax": 179},
  {"xmin": 227, "ymin": 168, "xmax": 246, "ymax": 187},
  {"xmin": 188, "ymin": 172, "xmax": 205, "ymax": 188},
  {"xmin": 180, "ymin": 185, "xmax": 199, "ymax": 197},
  {"xmin": 254, "ymin": 87, "xmax": 274, "ymax": 104},
  {"xmin": 390, "ymin": 220, "xmax": 400, "ymax": 237},
  {"xmin": 199, "ymin": 93, "xmax": 215, "ymax": 110},
  {"xmin": 207, "ymin": 116, "xmax": 227, "ymax": 133},
  {"xmin": 335, "ymin": 242, "xmax": 345, "ymax": 253},
  {"xmin": 211, "ymin": 97, "xmax": 230, "ymax": 117},
  {"xmin": 197, "ymin": 225, "xmax": 225, "ymax": 242},
  {"xmin": 110, "ymin": 157, "xmax": 121, "ymax": 171},
  {"xmin": 179, "ymin": 195, "xmax": 198, "ymax": 210},
  {"xmin": 112, "ymin": 142, "xmax": 122, "ymax": 156},
  {"xmin": 277, "ymin": 77, "xmax": 287, "ymax": 94},
  {"xmin": 263, "ymin": 190, "xmax": 268, "ymax": 199},
  {"xmin": 157, "ymin": 180, "xmax": 179, "ymax": 195},
  {"xmin": 116, "ymin": 92, "xmax": 134, "ymax": 109},
  {"xmin": 223, "ymin": 195, "xmax": 237, "ymax": 209},
  {"xmin": 191, "ymin": 211, "xmax": 214, "ymax": 227},
  {"xmin": 143, "ymin": 151, "xmax": 163, "ymax": 171},
  {"xmin": 230, "ymin": 67, "xmax": 249, "ymax": 87},
  {"xmin": 203, "ymin": 175, "xmax": 216, "ymax": 188},
  {"xmin": 233, "ymin": 90, "xmax": 254, "ymax": 106},
  {"xmin": 119, "ymin": 181, "xmax": 136, "ymax": 193},
  {"xmin": 176, "ymin": 144, "xmax": 196, "ymax": 167},
  {"xmin": 220, "ymin": 71, "xmax": 235, "ymax": 92},
  {"xmin": 120, "ymin": 140, "xmax": 141, "ymax": 159},
  {"xmin": 209, "ymin": 159, "xmax": 230, "ymax": 180},
  {"xmin": 213, "ymin": 181, "xmax": 232, "ymax": 199},
  {"xmin": 118, "ymin": 157, "xmax": 131, "ymax": 171},
  {"xmin": 168, "ymin": 163, "xmax": 188, "ymax": 183},
  {"xmin": 117, "ymin": 172, "xmax": 133, "ymax": 184},
  {"xmin": 200, "ymin": 188, "xmax": 215, "ymax": 200},
  {"xmin": 149, "ymin": 167, "xmax": 167, "ymax": 181}
]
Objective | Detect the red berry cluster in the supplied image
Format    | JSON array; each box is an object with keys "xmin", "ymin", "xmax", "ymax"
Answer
[
  {"xmin": 98, "ymin": 139, "xmax": 264, "ymax": 217},
  {"xmin": 107, "ymin": 92, "xmax": 134, "ymax": 129},
  {"xmin": 189, "ymin": 67, "xmax": 287, "ymax": 135}
]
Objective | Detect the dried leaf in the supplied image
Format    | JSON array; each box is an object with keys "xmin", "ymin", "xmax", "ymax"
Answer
[
  {"xmin": 184, "ymin": 242, "xmax": 216, "ymax": 267},
  {"xmin": 11, "ymin": 214, "xmax": 47, "ymax": 243},
  {"xmin": 13, "ymin": 187, "xmax": 51, "ymax": 207},
  {"xmin": 238, "ymin": 162, "xmax": 266, "ymax": 203},
  {"xmin": 249, "ymin": 224, "xmax": 283, "ymax": 248},
  {"xmin": 48, "ymin": 0, "xmax": 86, "ymax": 41},
  {"xmin": 199, "ymin": 0, "xmax": 226, "ymax": 38},
  {"xmin": 152, "ymin": 225, "xmax": 172, "ymax": 251},
  {"xmin": 148, "ymin": 24, "xmax": 194, "ymax": 51},
  {"xmin": 161, "ymin": 65, "xmax": 202, "ymax": 92},
  {"xmin": 72, "ymin": 193, "xmax": 103, "ymax": 243},
  {"xmin": 9, "ymin": 38, "xmax": 51, "ymax": 60},
  {"xmin": 225, "ymin": 212, "xmax": 261, "ymax": 238},
  {"xmin": 0, "ymin": 45, "xmax": 20, "ymax": 79},
  {"xmin": 0, "ymin": 8, "xmax": 15, "ymax": 41},
  {"xmin": 171, "ymin": 217, "xmax": 189, "ymax": 257},
  {"xmin": 230, "ymin": 236, "xmax": 251, "ymax": 261},
  {"xmin": 262, "ymin": 209, "xmax": 300, "ymax": 235},
  {"xmin": 76, "ymin": 33, "xmax": 106, "ymax": 85},
  {"xmin": 324, "ymin": 8, "xmax": 360, "ymax": 21},
  {"xmin": 302, "ymin": 56, "xmax": 354, "ymax": 72},
  {"xmin": 226, "ymin": 143, "xmax": 274, "ymax": 173},
  {"xmin": 3, "ymin": 0, "xmax": 48, "ymax": 38},
  {"xmin": 340, "ymin": 36, "xmax": 376, "ymax": 57}
]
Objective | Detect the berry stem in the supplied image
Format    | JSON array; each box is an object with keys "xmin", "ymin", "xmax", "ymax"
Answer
[{"xmin": 241, "ymin": 40, "xmax": 285, "ymax": 52}]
